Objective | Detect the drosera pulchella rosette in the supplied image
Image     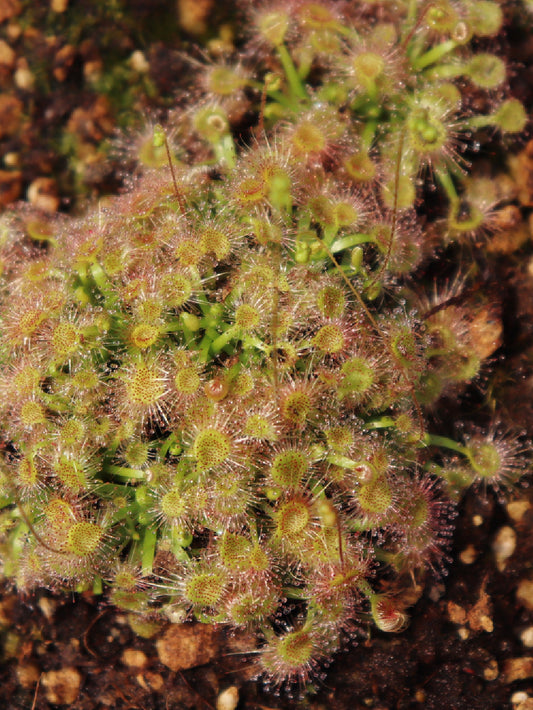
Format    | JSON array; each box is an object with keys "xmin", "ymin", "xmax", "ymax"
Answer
[{"xmin": 0, "ymin": 0, "xmax": 530, "ymax": 694}]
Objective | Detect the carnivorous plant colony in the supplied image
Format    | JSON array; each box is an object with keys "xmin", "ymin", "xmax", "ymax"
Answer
[{"xmin": 0, "ymin": 0, "xmax": 530, "ymax": 690}]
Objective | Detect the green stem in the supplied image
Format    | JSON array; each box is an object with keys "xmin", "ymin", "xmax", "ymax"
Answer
[
  {"xmin": 360, "ymin": 119, "xmax": 378, "ymax": 150},
  {"xmin": 211, "ymin": 325, "xmax": 238, "ymax": 354},
  {"xmin": 89, "ymin": 262, "xmax": 113, "ymax": 299},
  {"xmin": 104, "ymin": 465, "xmax": 146, "ymax": 481},
  {"xmin": 163, "ymin": 320, "xmax": 184, "ymax": 334},
  {"xmin": 463, "ymin": 114, "xmax": 493, "ymax": 130},
  {"xmin": 214, "ymin": 133, "xmax": 237, "ymax": 170},
  {"xmin": 425, "ymin": 61, "xmax": 463, "ymax": 81},
  {"xmin": 198, "ymin": 333, "xmax": 213, "ymax": 363},
  {"xmin": 423, "ymin": 433, "xmax": 468, "ymax": 456},
  {"xmin": 141, "ymin": 527, "xmax": 157, "ymax": 575},
  {"xmin": 366, "ymin": 416, "xmax": 396, "ymax": 430},
  {"xmin": 413, "ymin": 39, "xmax": 458, "ymax": 71},
  {"xmin": 330, "ymin": 233, "xmax": 373, "ymax": 253},
  {"xmin": 326, "ymin": 453, "xmax": 358, "ymax": 470},
  {"xmin": 276, "ymin": 44, "xmax": 308, "ymax": 101},
  {"xmin": 435, "ymin": 167, "xmax": 459, "ymax": 206},
  {"xmin": 159, "ymin": 433, "xmax": 177, "ymax": 460},
  {"xmin": 323, "ymin": 224, "xmax": 339, "ymax": 247}
]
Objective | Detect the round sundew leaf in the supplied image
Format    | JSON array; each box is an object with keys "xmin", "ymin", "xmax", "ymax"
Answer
[
  {"xmin": 313, "ymin": 324, "xmax": 345, "ymax": 354},
  {"xmin": 66, "ymin": 522, "xmax": 103, "ymax": 556},
  {"xmin": 184, "ymin": 571, "xmax": 226, "ymax": 607},
  {"xmin": 175, "ymin": 366, "xmax": 201, "ymax": 395},
  {"xmin": 130, "ymin": 323, "xmax": 160, "ymax": 349},
  {"xmin": 52, "ymin": 322, "xmax": 80, "ymax": 357},
  {"xmin": 358, "ymin": 475, "xmax": 392, "ymax": 514},
  {"xmin": 276, "ymin": 498, "xmax": 310, "ymax": 538},
  {"xmin": 277, "ymin": 629, "xmax": 315, "ymax": 669},
  {"xmin": 271, "ymin": 449, "xmax": 308, "ymax": 488},
  {"xmin": 193, "ymin": 428, "xmax": 231, "ymax": 471},
  {"xmin": 126, "ymin": 364, "xmax": 166, "ymax": 405}
]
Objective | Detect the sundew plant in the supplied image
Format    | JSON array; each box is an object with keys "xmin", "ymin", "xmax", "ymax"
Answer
[{"xmin": 0, "ymin": 0, "xmax": 530, "ymax": 690}]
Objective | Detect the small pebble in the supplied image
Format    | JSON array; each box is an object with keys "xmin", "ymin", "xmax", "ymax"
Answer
[
  {"xmin": 38, "ymin": 597, "xmax": 57, "ymax": 621},
  {"xmin": 517, "ymin": 579, "xmax": 533, "ymax": 611},
  {"xmin": 27, "ymin": 177, "xmax": 59, "ymax": 212},
  {"xmin": 492, "ymin": 525, "xmax": 516, "ymax": 571},
  {"xmin": 3, "ymin": 151, "xmax": 19, "ymax": 167},
  {"xmin": 156, "ymin": 623, "xmax": 219, "ymax": 672},
  {"xmin": 121, "ymin": 648, "xmax": 148, "ymax": 669},
  {"xmin": 6, "ymin": 23, "xmax": 22, "ymax": 42},
  {"xmin": 41, "ymin": 668, "xmax": 82, "ymax": 705},
  {"xmin": 503, "ymin": 657, "xmax": 533, "ymax": 683},
  {"xmin": 521, "ymin": 627, "xmax": 533, "ymax": 648},
  {"xmin": 136, "ymin": 671, "xmax": 164, "ymax": 691},
  {"xmin": 478, "ymin": 614, "xmax": 494, "ymax": 633},
  {"xmin": 459, "ymin": 544, "xmax": 477, "ymax": 564},
  {"xmin": 216, "ymin": 685, "xmax": 239, "ymax": 710},
  {"xmin": 0, "ymin": 94, "xmax": 23, "ymax": 138},
  {"xmin": 483, "ymin": 658, "xmax": 499, "ymax": 681},
  {"xmin": 512, "ymin": 691, "xmax": 529, "ymax": 704},
  {"xmin": 511, "ymin": 691, "xmax": 533, "ymax": 710},
  {"xmin": 507, "ymin": 500, "xmax": 531, "ymax": 523},
  {"xmin": 0, "ymin": 2, "xmax": 21, "ymax": 24},
  {"xmin": 472, "ymin": 514, "xmax": 484, "ymax": 526},
  {"xmin": 83, "ymin": 59, "xmax": 103, "ymax": 82},
  {"xmin": 51, "ymin": 0, "xmax": 69, "ymax": 11},
  {"xmin": 0, "ymin": 169, "xmax": 21, "ymax": 205},
  {"xmin": 14, "ymin": 63, "xmax": 34, "ymax": 91},
  {"xmin": 447, "ymin": 601, "xmax": 467, "ymax": 625},
  {"xmin": 130, "ymin": 50, "xmax": 149, "ymax": 73},
  {"xmin": 16, "ymin": 663, "xmax": 40, "ymax": 688}
]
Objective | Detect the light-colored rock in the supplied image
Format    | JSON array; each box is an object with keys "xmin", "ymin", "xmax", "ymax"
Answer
[
  {"xmin": 51, "ymin": 0, "xmax": 69, "ymax": 12},
  {"xmin": 483, "ymin": 658, "xmax": 499, "ymax": 681},
  {"xmin": 447, "ymin": 601, "xmax": 467, "ymax": 625},
  {"xmin": 216, "ymin": 685, "xmax": 239, "ymax": 710},
  {"xmin": 121, "ymin": 648, "xmax": 148, "ymax": 669},
  {"xmin": 136, "ymin": 671, "xmax": 164, "ymax": 691},
  {"xmin": 492, "ymin": 525, "xmax": 516, "ymax": 571},
  {"xmin": 14, "ymin": 63, "xmax": 34, "ymax": 91},
  {"xmin": 507, "ymin": 500, "xmax": 531, "ymax": 523},
  {"xmin": 521, "ymin": 626, "xmax": 533, "ymax": 648},
  {"xmin": 130, "ymin": 50, "xmax": 149, "ymax": 73},
  {"xmin": 156, "ymin": 623, "xmax": 219, "ymax": 672},
  {"xmin": 38, "ymin": 597, "xmax": 57, "ymax": 621},
  {"xmin": 16, "ymin": 663, "xmax": 40, "ymax": 688},
  {"xmin": 517, "ymin": 579, "xmax": 533, "ymax": 611},
  {"xmin": 459, "ymin": 544, "xmax": 477, "ymax": 564},
  {"xmin": 41, "ymin": 667, "xmax": 82, "ymax": 705},
  {"xmin": 457, "ymin": 626, "xmax": 469, "ymax": 640},
  {"xmin": 511, "ymin": 691, "xmax": 533, "ymax": 710},
  {"xmin": 27, "ymin": 177, "xmax": 60, "ymax": 213},
  {"xmin": 502, "ymin": 657, "xmax": 533, "ymax": 683}
]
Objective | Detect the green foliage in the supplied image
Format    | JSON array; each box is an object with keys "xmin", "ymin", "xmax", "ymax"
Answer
[{"xmin": 0, "ymin": 0, "xmax": 530, "ymax": 691}]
